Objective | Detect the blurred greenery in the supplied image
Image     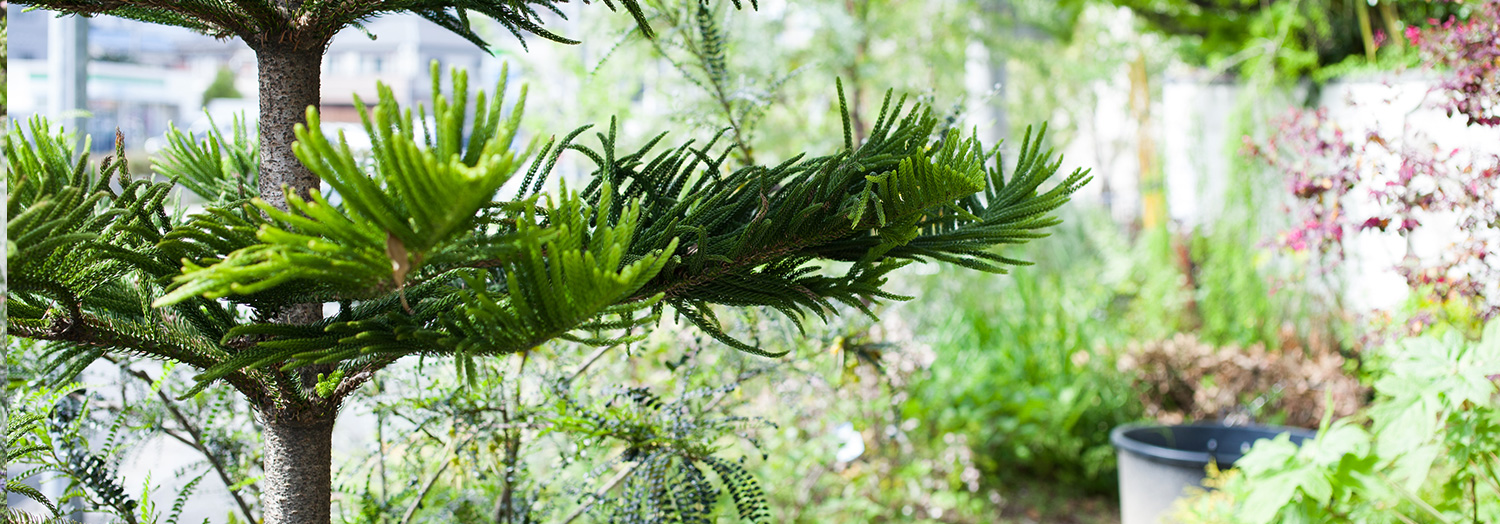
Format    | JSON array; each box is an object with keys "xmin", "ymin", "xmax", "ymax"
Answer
[
  {"xmin": 1097, "ymin": 0, "xmax": 1467, "ymax": 82},
  {"xmin": 892, "ymin": 128, "xmax": 1339, "ymax": 493},
  {"xmin": 200, "ymin": 66, "xmax": 243, "ymax": 108},
  {"xmin": 1176, "ymin": 321, "xmax": 1500, "ymax": 524},
  {"xmin": 14, "ymin": 0, "xmax": 1465, "ymax": 521},
  {"xmin": 903, "ymin": 211, "xmax": 1143, "ymax": 493}
]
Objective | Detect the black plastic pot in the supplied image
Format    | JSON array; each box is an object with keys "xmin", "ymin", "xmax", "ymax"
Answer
[{"xmin": 1110, "ymin": 423, "xmax": 1316, "ymax": 524}]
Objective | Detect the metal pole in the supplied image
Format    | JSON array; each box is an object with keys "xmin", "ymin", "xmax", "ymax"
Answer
[
  {"xmin": 47, "ymin": 13, "xmax": 88, "ymax": 143},
  {"xmin": 44, "ymin": 14, "xmax": 91, "ymax": 522}
]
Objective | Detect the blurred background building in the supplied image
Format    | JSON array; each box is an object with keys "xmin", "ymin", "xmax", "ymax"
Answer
[{"xmin": 7, "ymin": 7, "xmax": 498, "ymax": 152}]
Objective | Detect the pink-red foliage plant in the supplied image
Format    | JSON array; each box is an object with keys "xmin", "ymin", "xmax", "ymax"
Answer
[{"xmin": 1249, "ymin": 0, "xmax": 1500, "ymax": 324}]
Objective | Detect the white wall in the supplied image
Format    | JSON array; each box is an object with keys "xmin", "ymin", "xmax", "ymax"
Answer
[{"xmin": 1155, "ymin": 76, "xmax": 1500, "ymax": 313}]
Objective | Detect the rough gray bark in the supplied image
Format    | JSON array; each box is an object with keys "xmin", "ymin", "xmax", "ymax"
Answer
[
  {"xmin": 253, "ymin": 45, "xmax": 336, "ymax": 524},
  {"xmin": 256, "ymin": 48, "xmax": 322, "ymax": 210},
  {"xmin": 261, "ymin": 418, "xmax": 335, "ymax": 524}
]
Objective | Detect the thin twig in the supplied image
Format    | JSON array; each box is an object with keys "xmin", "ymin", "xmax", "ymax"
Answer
[
  {"xmin": 375, "ymin": 380, "xmax": 389, "ymax": 520},
  {"xmin": 567, "ymin": 344, "xmax": 618, "ymax": 384},
  {"xmin": 399, "ymin": 437, "xmax": 461, "ymax": 524},
  {"xmin": 1379, "ymin": 471, "xmax": 1454, "ymax": 524},
  {"xmin": 560, "ymin": 463, "xmax": 639, "ymax": 524},
  {"xmin": 492, "ymin": 352, "xmax": 528, "ymax": 524},
  {"xmin": 108, "ymin": 357, "xmax": 259, "ymax": 524},
  {"xmin": 558, "ymin": 379, "xmax": 745, "ymax": 524},
  {"xmin": 1478, "ymin": 456, "xmax": 1500, "ymax": 496}
]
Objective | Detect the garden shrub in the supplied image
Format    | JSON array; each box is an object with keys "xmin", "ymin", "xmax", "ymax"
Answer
[
  {"xmin": 1253, "ymin": 0, "xmax": 1500, "ymax": 326},
  {"xmin": 1119, "ymin": 332, "xmax": 1366, "ymax": 428},
  {"xmin": 907, "ymin": 260, "xmax": 1142, "ymax": 493},
  {"xmin": 1174, "ymin": 321, "xmax": 1500, "ymax": 524},
  {"xmin": 1169, "ymin": 7, "xmax": 1500, "ymax": 522},
  {"xmin": 902, "ymin": 201, "xmax": 1315, "ymax": 491}
]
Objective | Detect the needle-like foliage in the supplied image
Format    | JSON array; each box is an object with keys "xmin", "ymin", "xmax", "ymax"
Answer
[
  {"xmin": 6, "ymin": 1, "xmax": 1086, "ymax": 522},
  {"xmin": 7, "ymin": 121, "xmax": 239, "ymax": 377},
  {"xmin": 13, "ymin": 0, "xmax": 659, "ymax": 51},
  {"xmin": 10, "ymin": 64, "xmax": 1089, "ymax": 398},
  {"xmin": 152, "ymin": 113, "xmax": 259, "ymax": 203},
  {"xmin": 552, "ymin": 84, "xmax": 1091, "ymax": 353},
  {"xmin": 154, "ymin": 64, "xmax": 537, "ymax": 309}
]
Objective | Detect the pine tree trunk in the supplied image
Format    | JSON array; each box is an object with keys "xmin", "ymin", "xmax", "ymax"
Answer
[
  {"xmin": 262, "ymin": 417, "xmax": 336, "ymax": 524},
  {"xmin": 253, "ymin": 45, "xmax": 334, "ymax": 524},
  {"xmin": 256, "ymin": 47, "xmax": 322, "ymax": 209}
]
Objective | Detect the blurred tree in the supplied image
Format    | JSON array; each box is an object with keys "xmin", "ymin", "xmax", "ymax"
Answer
[
  {"xmin": 577, "ymin": 0, "xmax": 1087, "ymax": 161},
  {"xmin": 200, "ymin": 66, "xmax": 243, "ymax": 108},
  {"xmin": 1096, "ymin": 0, "xmax": 1465, "ymax": 81}
]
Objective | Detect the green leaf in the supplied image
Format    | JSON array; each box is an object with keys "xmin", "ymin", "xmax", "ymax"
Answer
[
  {"xmin": 1387, "ymin": 443, "xmax": 1441, "ymax": 494},
  {"xmin": 1239, "ymin": 470, "xmax": 1299, "ymax": 524},
  {"xmin": 1236, "ymin": 433, "xmax": 1300, "ymax": 477},
  {"xmin": 294, "ymin": 62, "xmax": 534, "ymax": 257}
]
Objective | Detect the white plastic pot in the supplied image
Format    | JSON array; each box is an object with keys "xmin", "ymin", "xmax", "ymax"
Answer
[{"xmin": 1110, "ymin": 423, "xmax": 1316, "ymax": 524}]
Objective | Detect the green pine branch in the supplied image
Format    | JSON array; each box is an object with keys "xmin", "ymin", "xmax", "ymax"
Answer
[
  {"xmin": 12, "ymin": 58, "xmax": 1085, "ymax": 403},
  {"xmin": 552, "ymin": 86, "xmax": 1090, "ymax": 352},
  {"xmin": 11, "ymin": 0, "xmax": 700, "ymax": 50}
]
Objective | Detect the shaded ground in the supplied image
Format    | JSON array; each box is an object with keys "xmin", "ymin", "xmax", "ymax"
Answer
[{"xmin": 995, "ymin": 479, "xmax": 1120, "ymax": 524}]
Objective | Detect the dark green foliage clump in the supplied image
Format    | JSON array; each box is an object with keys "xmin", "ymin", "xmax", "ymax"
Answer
[
  {"xmin": 1102, "ymin": 0, "xmax": 1468, "ymax": 80},
  {"xmin": 7, "ymin": 118, "xmax": 248, "ymax": 394},
  {"xmin": 46, "ymin": 392, "xmax": 140, "ymax": 519},
  {"xmin": 556, "ymin": 85, "xmax": 1088, "ymax": 355},
  {"xmin": 550, "ymin": 378, "xmax": 774, "ymax": 524},
  {"xmin": 200, "ymin": 67, "xmax": 242, "ymax": 107}
]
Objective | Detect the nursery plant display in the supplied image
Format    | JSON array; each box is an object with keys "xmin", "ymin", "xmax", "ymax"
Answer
[
  {"xmin": 13, "ymin": 0, "xmax": 1493, "ymax": 522},
  {"xmin": 4, "ymin": 1, "xmax": 1090, "ymax": 523},
  {"xmin": 1173, "ymin": 5, "xmax": 1500, "ymax": 522}
]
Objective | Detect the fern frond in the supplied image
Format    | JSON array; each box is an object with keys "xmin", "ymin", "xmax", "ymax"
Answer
[
  {"xmin": 703, "ymin": 456, "xmax": 771, "ymax": 523},
  {"xmin": 164, "ymin": 471, "xmax": 208, "ymax": 524},
  {"xmin": 4, "ymin": 507, "xmax": 77, "ymax": 524},
  {"xmin": 5, "ymin": 481, "xmax": 59, "ymax": 516}
]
